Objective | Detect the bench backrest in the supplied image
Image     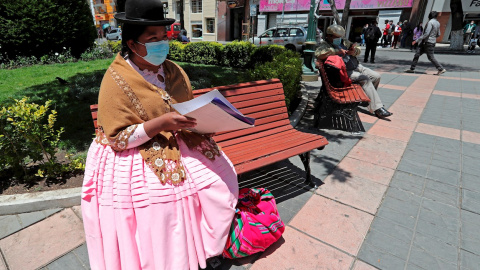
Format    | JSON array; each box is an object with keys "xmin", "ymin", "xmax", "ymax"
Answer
[
  {"xmin": 90, "ymin": 79, "xmax": 291, "ymax": 146},
  {"xmin": 317, "ymin": 62, "xmax": 370, "ymax": 104}
]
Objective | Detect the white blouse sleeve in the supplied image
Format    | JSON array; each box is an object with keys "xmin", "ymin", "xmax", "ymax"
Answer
[{"xmin": 126, "ymin": 123, "xmax": 152, "ymax": 149}]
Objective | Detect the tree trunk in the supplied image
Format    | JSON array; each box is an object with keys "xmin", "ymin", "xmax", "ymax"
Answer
[
  {"xmin": 327, "ymin": 0, "xmax": 341, "ymax": 25},
  {"xmin": 449, "ymin": 0, "xmax": 464, "ymax": 50},
  {"xmin": 340, "ymin": 0, "xmax": 352, "ymax": 29}
]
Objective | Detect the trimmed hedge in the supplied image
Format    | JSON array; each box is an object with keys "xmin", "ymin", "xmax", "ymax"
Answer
[{"xmin": 167, "ymin": 41, "xmax": 302, "ymax": 108}]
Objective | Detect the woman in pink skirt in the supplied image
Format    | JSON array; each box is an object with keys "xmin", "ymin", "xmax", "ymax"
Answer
[{"xmin": 81, "ymin": 0, "xmax": 239, "ymax": 269}]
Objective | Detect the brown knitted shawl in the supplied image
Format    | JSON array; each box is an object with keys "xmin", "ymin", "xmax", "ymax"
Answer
[{"xmin": 96, "ymin": 53, "xmax": 220, "ymax": 184}]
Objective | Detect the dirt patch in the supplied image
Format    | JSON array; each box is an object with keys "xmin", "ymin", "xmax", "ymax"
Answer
[
  {"xmin": 1, "ymin": 174, "xmax": 84, "ymax": 195},
  {"xmin": 0, "ymin": 150, "xmax": 85, "ymax": 196}
]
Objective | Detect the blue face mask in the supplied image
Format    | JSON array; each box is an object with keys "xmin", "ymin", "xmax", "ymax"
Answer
[
  {"xmin": 136, "ymin": 40, "xmax": 169, "ymax": 66},
  {"xmin": 332, "ymin": 38, "xmax": 342, "ymax": 46}
]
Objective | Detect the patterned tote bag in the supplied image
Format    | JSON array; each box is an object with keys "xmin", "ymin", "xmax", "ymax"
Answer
[{"xmin": 223, "ymin": 187, "xmax": 285, "ymax": 259}]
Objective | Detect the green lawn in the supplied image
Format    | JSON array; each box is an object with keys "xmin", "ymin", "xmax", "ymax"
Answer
[{"xmin": 0, "ymin": 59, "xmax": 244, "ymax": 152}]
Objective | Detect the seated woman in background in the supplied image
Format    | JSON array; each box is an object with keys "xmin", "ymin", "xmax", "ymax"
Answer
[{"xmin": 81, "ymin": 0, "xmax": 238, "ymax": 269}]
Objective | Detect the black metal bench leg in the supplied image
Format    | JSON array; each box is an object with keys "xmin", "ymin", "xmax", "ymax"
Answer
[{"xmin": 299, "ymin": 152, "xmax": 317, "ymax": 189}]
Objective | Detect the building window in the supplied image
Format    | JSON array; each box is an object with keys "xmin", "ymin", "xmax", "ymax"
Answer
[
  {"xmin": 191, "ymin": 21, "xmax": 203, "ymax": 38},
  {"xmin": 206, "ymin": 18, "xmax": 215, "ymax": 33},
  {"xmin": 191, "ymin": 0, "xmax": 202, "ymax": 13}
]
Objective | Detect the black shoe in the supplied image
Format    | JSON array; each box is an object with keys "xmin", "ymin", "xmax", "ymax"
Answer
[
  {"xmin": 364, "ymin": 59, "xmax": 368, "ymax": 63},
  {"xmin": 370, "ymin": 60, "xmax": 375, "ymax": 63},
  {"xmin": 404, "ymin": 69, "xmax": 415, "ymax": 73},
  {"xmin": 375, "ymin": 107, "xmax": 393, "ymax": 119}
]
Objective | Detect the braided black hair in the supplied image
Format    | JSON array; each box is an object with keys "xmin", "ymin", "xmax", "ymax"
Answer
[{"xmin": 120, "ymin": 24, "xmax": 148, "ymax": 57}]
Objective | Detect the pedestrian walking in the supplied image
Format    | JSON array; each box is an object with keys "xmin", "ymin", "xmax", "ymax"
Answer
[
  {"xmin": 364, "ymin": 21, "xmax": 382, "ymax": 63},
  {"xmin": 405, "ymin": 11, "xmax": 446, "ymax": 75},
  {"xmin": 400, "ymin": 20, "xmax": 413, "ymax": 49},
  {"xmin": 412, "ymin": 23, "xmax": 423, "ymax": 51},
  {"xmin": 81, "ymin": 0, "xmax": 239, "ymax": 269},
  {"xmin": 391, "ymin": 22, "xmax": 402, "ymax": 49},
  {"xmin": 463, "ymin": 21, "xmax": 477, "ymax": 45},
  {"xmin": 360, "ymin": 24, "xmax": 368, "ymax": 46},
  {"xmin": 381, "ymin": 20, "xmax": 390, "ymax": 47}
]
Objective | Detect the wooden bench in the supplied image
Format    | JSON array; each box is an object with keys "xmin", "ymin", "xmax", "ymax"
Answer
[
  {"xmin": 90, "ymin": 79, "xmax": 329, "ymax": 187},
  {"xmin": 313, "ymin": 61, "xmax": 370, "ymax": 133}
]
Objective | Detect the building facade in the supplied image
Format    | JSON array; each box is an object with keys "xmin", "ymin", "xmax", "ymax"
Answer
[{"xmin": 91, "ymin": 0, "xmax": 118, "ymax": 32}]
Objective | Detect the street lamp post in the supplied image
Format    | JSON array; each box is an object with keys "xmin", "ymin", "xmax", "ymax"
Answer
[{"xmin": 302, "ymin": 0, "xmax": 318, "ymax": 80}]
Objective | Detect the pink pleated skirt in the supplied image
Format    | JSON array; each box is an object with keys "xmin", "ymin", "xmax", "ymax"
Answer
[{"xmin": 81, "ymin": 137, "xmax": 239, "ymax": 270}]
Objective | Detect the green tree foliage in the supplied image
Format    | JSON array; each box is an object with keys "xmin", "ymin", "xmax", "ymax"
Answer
[{"xmin": 0, "ymin": 0, "xmax": 97, "ymax": 61}]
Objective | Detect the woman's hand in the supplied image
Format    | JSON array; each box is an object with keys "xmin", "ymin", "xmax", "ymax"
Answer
[{"xmin": 144, "ymin": 112, "xmax": 197, "ymax": 137}]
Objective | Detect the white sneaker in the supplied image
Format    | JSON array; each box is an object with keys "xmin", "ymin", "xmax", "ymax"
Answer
[{"xmin": 436, "ymin": 69, "xmax": 446, "ymax": 75}]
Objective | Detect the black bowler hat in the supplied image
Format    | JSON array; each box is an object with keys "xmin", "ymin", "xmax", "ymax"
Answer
[{"xmin": 114, "ymin": 0, "xmax": 175, "ymax": 26}]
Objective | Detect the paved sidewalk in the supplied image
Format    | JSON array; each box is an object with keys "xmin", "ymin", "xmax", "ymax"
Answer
[{"xmin": 1, "ymin": 49, "xmax": 479, "ymax": 270}]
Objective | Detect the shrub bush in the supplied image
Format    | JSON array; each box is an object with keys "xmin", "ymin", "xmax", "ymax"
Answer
[
  {"xmin": 168, "ymin": 40, "xmax": 187, "ymax": 62},
  {"xmin": 242, "ymin": 50, "xmax": 302, "ymax": 107},
  {"xmin": 80, "ymin": 43, "xmax": 114, "ymax": 61},
  {"xmin": 107, "ymin": 40, "xmax": 122, "ymax": 54},
  {"xmin": 249, "ymin": 45, "xmax": 286, "ymax": 67},
  {"xmin": 222, "ymin": 41, "xmax": 255, "ymax": 68},
  {"xmin": 0, "ymin": 0, "xmax": 97, "ymax": 61},
  {"xmin": 0, "ymin": 98, "xmax": 65, "ymax": 180},
  {"xmin": 183, "ymin": 42, "xmax": 223, "ymax": 65}
]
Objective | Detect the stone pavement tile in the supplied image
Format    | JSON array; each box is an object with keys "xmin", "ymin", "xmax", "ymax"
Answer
[
  {"xmin": 43, "ymin": 208, "xmax": 62, "ymax": 217},
  {"xmin": 407, "ymin": 246, "xmax": 457, "ymax": 270},
  {"xmin": 463, "ymin": 155, "xmax": 480, "ymax": 177},
  {"xmin": 460, "ymin": 227, "xmax": 480, "ymax": 255},
  {"xmin": 426, "ymin": 165, "xmax": 461, "ymax": 187},
  {"xmin": 462, "ymin": 173, "xmax": 480, "ymax": 193},
  {"xmin": 289, "ymin": 195, "xmax": 373, "ymax": 255},
  {"xmin": 0, "ymin": 215, "xmax": 22, "ymax": 240},
  {"xmin": 376, "ymin": 205, "xmax": 417, "ymax": 230},
  {"xmin": 47, "ymin": 252, "xmax": 86, "ymax": 270},
  {"xmin": 394, "ymin": 93, "xmax": 431, "ymax": 108},
  {"xmin": 396, "ymin": 159, "xmax": 429, "ymax": 178},
  {"xmin": 0, "ymin": 253, "xmax": 6, "ymax": 270},
  {"xmin": 460, "ymin": 250, "xmax": 480, "ymax": 270},
  {"xmin": 367, "ymin": 124, "xmax": 412, "ymax": 142},
  {"xmin": 415, "ymin": 123, "xmax": 461, "ymax": 141},
  {"xmin": 417, "ymin": 206, "xmax": 459, "ymax": 234},
  {"xmin": 462, "ymin": 141, "xmax": 480, "ymax": 158},
  {"xmin": 72, "ymin": 243, "xmax": 90, "ymax": 270},
  {"xmin": 357, "ymin": 242, "xmax": 405, "ymax": 270},
  {"xmin": 72, "ymin": 206, "xmax": 83, "ymax": 220},
  {"xmin": 347, "ymin": 134, "xmax": 407, "ymax": 169},
  {"xmin": 358, "ymin": 113, "xmax": 377, "ymax": 124},
  {"xmin": 333, "ymin": 157, "xmax": 395, "ymax": 186},
  {"xmin": 414, "ymin": 218, "xmax": 458, "ymax": 246},
  {"xmin": 352, "ymin": 260, "xmax": 378, "ymax": 270},
  {"xmin": 17, "ymin": 210, "xmax": 46, "ymax": 228},
  {"xmin": 462, "ymin": 131, "xmax": 480, "ymax": 145},
  {"xmin": 389, "ymin": 171, "xmax": 425, "ymax": 196},
  {"xmin": 462, "ymin": 93, "xmax": 480, "ymax": 100},
  {"xmin": 250, "ymin": 228, "xmax": 354, "ymax": 270},
  {"xmin": 362, "ymin": 229, "xmax": 410, "ymax": 259},
  {"xmin": 433, "ymin": 90, "xmax": 462, "ymax": 98},
  {"xmin": 369, "ymin": 216, "xmax": 414, "ymax": 243},
  {"xmin": 381, "ymin": 195, "xmax": 420, "ymax": 218},
  {"xmin": 462, "ymin": 189, "xmax": 480, "ymax": 215},
  {"xmin": 412, "ymin": 232, "xmax": 458, "ymax": 264},
  {"xmin": 375, "ymin": 117, "xmax": 417, "ymax": 132},
  {"xmin": 0, "ymin": 208, "xmax": 85, "ymax": 270},
  {"xmin": 379, "ymin": 84, "xmax": 407, "ymax": 91},
  {"xmin": 388, "ymin": 104, "xmax": 424, "ymax": 122},
  {"xmin": 277, "ymin": 206, "xmax": 297, "ymax": 225},
  {"xmin": 421, "ymin": 198, "xmax": 460, "ymax": 219},
  {"xmin": 423, "ymin": 179, "xmax": 460, "ymax": 206},
  {"xmin": 316, "ymin": 171, "xmax": 388, "ymax": 214}
]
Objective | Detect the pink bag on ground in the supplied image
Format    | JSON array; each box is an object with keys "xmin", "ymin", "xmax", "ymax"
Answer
[{"xmin": 223, "ymin": 187, "xmax": 285, "ymax": 259}]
